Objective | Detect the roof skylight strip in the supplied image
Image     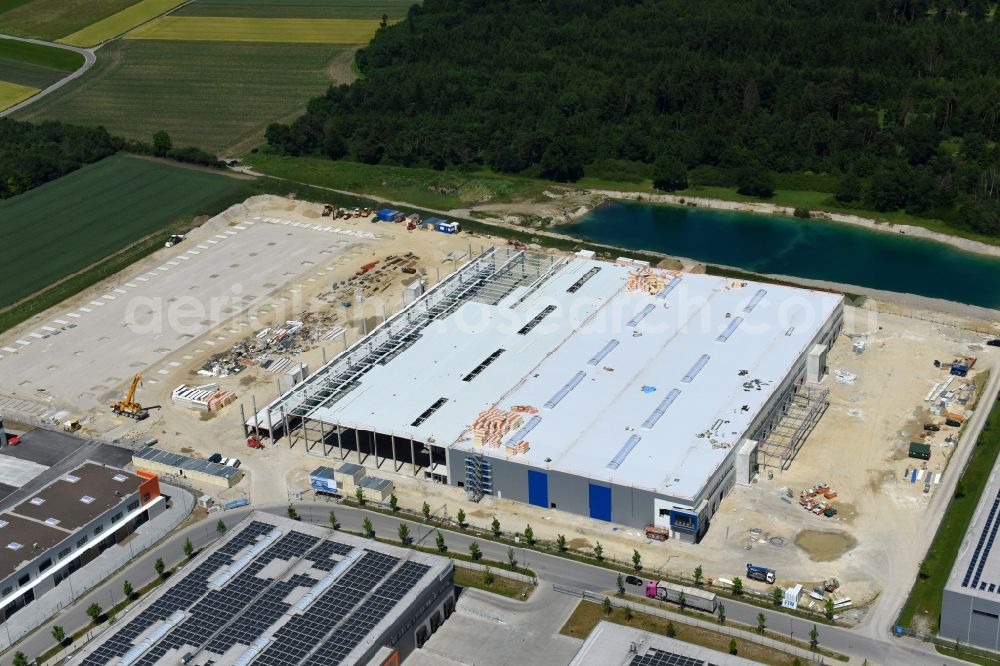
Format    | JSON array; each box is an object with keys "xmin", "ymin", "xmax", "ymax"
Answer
[
  {"xmin": 208, "ymin": 528, "xmax": 282, "ymax": 589},
  {"xmin": 681, "ymin": 355, "xmax": 710, "ymax": 383},
  {"xmin": 294, "ymin": 549, "xmax": 364, "ymax": 611},
  {"xmin": 566, "ymin": 266, "xmax": 601, "ymax": 293},
  {"xmin": 716, "ymin": 317, "xmax": 744, "ymax": 342},
  {"xmin": 641, "ymin": 389, "xmax": 682, "ymax": 429},
  {"xmin": 607, "ymin": 434, "xmax": 642, "ymax": 470},
  {"xmin": 627, "ymin": 304, "xmax": 656, "ymax": 327},
  {"xmin": 116, "ymin": 610, "xmax": 186, "ymax": 666},
  {"xmin": 506, "ymin": 416, "xmax": 542, "ymax": 445},
  {"xmin": 655, "ymin": 277, "xmax": 682, "ymax": 300},
  {"xmin": 744, "ymin": 289, "xmax": 767, "ymax": 313},
  {"xmin": 588, "ymin": 339, "xmax": 620, "ymax": 366},
  {"xmin": 544, "ymin": 371, "xmax": 586, "ymax": 408}
]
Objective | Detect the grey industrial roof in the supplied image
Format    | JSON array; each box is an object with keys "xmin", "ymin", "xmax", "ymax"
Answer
[
  {"xmin": 310, "ymin": 466, "xmax": 337, "ymax": 480},
  {"xmin": 569, "ymin": 621, "xmax": 762, "ymax": 665},
  {"xmin": 133, "ymin": 447, "xmax": 241, "ymax": 480},
  {"xmin": 69, "ymin": 511, "xmax": 451, "ymax": 666},
  {"xmin": 359, "ymin": 477, "xmax": 392, "ymax": 491},
  {"xmin": 336, "ymin": 462, "xmax": 364, "ymax": 476},
  {"xmin": 11, "ymin": 462, "xmax": 143, "ymax": 531}
]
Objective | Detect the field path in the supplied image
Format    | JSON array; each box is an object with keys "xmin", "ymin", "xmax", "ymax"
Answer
[{"xmin": 0, "ymin": 34, "xmax": 95, "ymax": 117}]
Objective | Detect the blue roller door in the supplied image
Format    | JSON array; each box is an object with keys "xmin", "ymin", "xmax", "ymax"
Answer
[
  {"xmin": 589, "ymin": 483, "xmax": 611, "ymax": 521},
  {"xmin": 528, "ymin": 470, "xmax": 548, "ymax": 507}
]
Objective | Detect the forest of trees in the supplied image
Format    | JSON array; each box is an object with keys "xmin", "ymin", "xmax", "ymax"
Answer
[
  {"xmin": 266, "ymin": 0, "xmax": 1000, "ymax": 235},
  {"xmin": 0, "ymin": 119, "xmax": 122, "ymax": 199}
]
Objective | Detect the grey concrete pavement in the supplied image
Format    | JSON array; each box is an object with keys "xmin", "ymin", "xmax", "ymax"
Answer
[{"xmin": 0, "ymin": 34, "xmax": 95, "ymax": 117}]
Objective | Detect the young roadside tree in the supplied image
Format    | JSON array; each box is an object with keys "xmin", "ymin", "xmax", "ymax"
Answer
[
  {"xmin": 422, "ymin": 502, "xmax": 431, "ymax": 521},
  {"xmin": 556, "ymin": 534, "xmax": 567, "ymax": 552},
  {"xmin": 632, "ymin": 549, "xmax": 642, "ymax": 572},
  {"xmin": 491, "ymin": 516, "xmax": 501, "ymax": 537},
  {"xmin": 52, "ymin": 625, "xmax": 66, "ymax": 645},
  {"xmin": 87, "ymin": 602, "xmax": 103, "ymax": 624},
  {"xmin": 594, "ymin": 541, "xmax": 604, "ymax": 561},
  {"xmin": 469, "ymin": 541, "xmax": 482, "ymax": 560},
  {"xmin": 216, "ymin": 520, "xmax": 226, "ymax": 536},
  {"xmin": 12, "ymin": 652, "xmax": 27, "ymax": 666},
  {"xmin": 731, "ymin": 576, "xmax": 744, "ymax": 596},
  {"xmin": 507, "ymin": 546, "xmax": 517, "ymax": 569},
  {"xmin": 286, "ymin": 504, "xmax": 298, "ymax": 521},
  {"xmin": 362, "ymin": 517, "xmax": 374, "ymax": 537},
  {"xmin": 824, "ymin": 597, "xmax": 835, "ymax": 619},
  {"xmin": 717, "ymin": 602, "xmax": 726, "ymax": 625},
  {"xmin": 617, "ymin": 573, "xmax": 625, "ymax": 597},
  {"xmin": 154, "ymin": 558, "xmax": 165, "ymax": 579},
  {"xmin": 729, "ymin": 639, "xmax": 738, "ymax": 655},
  {"xmin": 756, "ymin": 612, "xmax": 767, "ymax": 634},
  {"xmin": 435, "ymin": 531, "xmax": 447, "ymax": 553},
  {"xmin": 693, "ymin": 565, "xmax": 704, "ymax": 586},
  {"xmin": 122, "ymin": 580, "xmax": 134, "ymax": 601},
  {"xmin": 810, "ymin": 624, "xmax": 819, "ymax": 650},
  {"xmin": 772, "ymin": 587, "xmax": 784, "ymax": 606},
  {"xmin": 328, "ymin": 511, "xmax": 338, "ymax": 530},
  {"xmin": 355, "ymin": 487, "xmax": 366, "ymax": 506},
  {"xmin": 389, "ymin": 493, "xmax": 399, "ymax": 512},
  {"xmin": 666, "ymin": 621, "xmax": 676, "ymax": 637},
  {"xmin": 602, "ymin": 596, "xmax": 612, "ymax": 615},
  {"xmin": 183, "ymin": 538, "xmax": 194, "ymax": 559},
  {"xmin": 678, "ymin": 591, "xmax": 686, "ymax": 611},
  {"xmin": 523, "ymin": 524, "xmax": 534, "ymax": 545},
  {"xmin": 398, "ymin": 523, "xmax": 410, "ymax": 545},
  {"xmin": 623, "ymin": 604, "xmax": 633, "ymax": 621},
  {"xmin": 483, "ymin": 566, "xmax": 495, "ymax": 585},
  {"xmin": 456, "ymin": 508, "xmax": 466, "ymax": 529}
]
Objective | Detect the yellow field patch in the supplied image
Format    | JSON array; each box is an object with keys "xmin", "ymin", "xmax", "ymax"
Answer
[
  {"xmin": 0, "ymin": 80, "xmax": 39, "ymax": 111},
  {"xmin": 125, "ymin": 16, "xmax": 383, "ymax": 44},
  {"xmin": 58, "ymin": 0, "xmax": 188, "ymax": 47}
]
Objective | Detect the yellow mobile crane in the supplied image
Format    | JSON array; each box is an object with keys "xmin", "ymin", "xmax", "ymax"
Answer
[{"xmin": 111, "ymin": 373, "xmax": 150, "ymax": 420}]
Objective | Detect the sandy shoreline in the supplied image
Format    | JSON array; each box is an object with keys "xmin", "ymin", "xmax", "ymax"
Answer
[{"xmin": 586, "ymin": 189, "xmax": 1000, "ymax": 259}]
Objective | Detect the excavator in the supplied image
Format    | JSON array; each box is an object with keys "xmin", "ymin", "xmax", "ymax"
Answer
[{"xmin": 111, "ymin": 373, "xmax": 152, "ymax": 420}]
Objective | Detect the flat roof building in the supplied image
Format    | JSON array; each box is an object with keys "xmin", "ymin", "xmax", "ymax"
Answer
[
  {"xmin": 252, "ymin": 250, "xmax": 842, "ymax": 541},
  {"xmin": 0, "ymin": 462, "xmax": 163, "ymax": 622},
  {"xmin": 942, "ymin": 437, "xmax": 1000, "ymax": 650},
  {"xmin": 570, "ymin": 621, "xmax": 763, "ymax": 665},
  {"xmin": 70, "ymin": 512, "xmax": 454, "ymax": 666}
]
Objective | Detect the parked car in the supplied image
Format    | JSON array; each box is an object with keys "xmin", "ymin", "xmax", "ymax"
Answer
[
  {"xmin": 208, "ymin": 453, "xmax": 223, "ymax": 463},
  {"xmin": 224, "ymin": 458, "xmax": 241, "ymax": 468},
  {"xmin": 923, "ymin": 424, "xmax": 940, "ymax": 432},
  {"xmin": 625, "ymin": 575, "xmax": 643, "ymax": 586},
  {"xmin": 988, "ymin": 339, "xmax": 1000, "ymax": 347}
]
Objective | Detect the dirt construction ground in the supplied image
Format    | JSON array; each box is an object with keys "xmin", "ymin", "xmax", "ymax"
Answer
[{"xmin": 2, "ymin": 194, "xmax": 998, "ymax": 630}]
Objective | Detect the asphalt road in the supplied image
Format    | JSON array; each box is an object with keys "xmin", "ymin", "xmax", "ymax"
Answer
[
  {"xmin": 3, "ymin": 500, "xmax": 984, "ymax": 666},
  {"xmin": 0, "ymin": 34, "xmax": 96, "ymax": 118}
]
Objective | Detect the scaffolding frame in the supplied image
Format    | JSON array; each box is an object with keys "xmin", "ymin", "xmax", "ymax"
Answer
[
  {"xmin": 252, "ymin": 248, "xmax": 565, "ymax": 443},
  {"xmin": 755, "ymin": 383, "xmax": 829, "ymax": 471}
]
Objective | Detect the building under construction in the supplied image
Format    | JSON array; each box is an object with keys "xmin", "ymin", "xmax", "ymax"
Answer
[{"xmin": 248, "ymin": 249, "xmax": 843, "ymax": 542}]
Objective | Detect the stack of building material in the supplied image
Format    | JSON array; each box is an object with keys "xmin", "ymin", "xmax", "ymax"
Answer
[
  {"xmin": 471, "ymin": 405, "xmax": 537, "ymax": 448},
  {"xmin": 506, "ymin": 440, "xmax": 530, "ymax": 455},
  {"xmin": 625, "ymin": 268, "xmax": 667, "ymax": 295},
  {"xmin": 171, "ymin": 384, "xmax": 237, "ymax": 412}
]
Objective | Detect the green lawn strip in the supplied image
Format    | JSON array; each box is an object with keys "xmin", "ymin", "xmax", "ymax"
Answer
[
  {"xmin": 453, "ymin": 566, "xmax": 535, "ymax": 600},
  {"xmin": 897, "ymin": 390, "xmax": 1000, "ymax": 631},
  {"xmin": 561, "ymin": 601, "xmax": 805, "ymax": 666},
  {"xmin": 937, "ymin": 642, "xmax": 1000, "ymax": 665}
]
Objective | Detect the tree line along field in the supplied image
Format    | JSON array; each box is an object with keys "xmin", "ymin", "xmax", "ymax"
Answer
[
  {"xmin": 0, "ymin": 38, "xmax": 83, "ymax": 90},
  {"xmin": 0, "ymin": 0, "xmax": 141, "ymax": 41},
  {"xmin": 12, "ymin": 40, "xmax": 357, "ymax": 155},
  {"xmin": 0, "ymin": 155, "xmax": 244, "ymax": 309},
  {"xmin": 126, "ymin": 16, "xmax": 383, "ymax": 43},
  {"xmin": 176, "ymin": 0, "xmax": 413, "ymax": 19}
]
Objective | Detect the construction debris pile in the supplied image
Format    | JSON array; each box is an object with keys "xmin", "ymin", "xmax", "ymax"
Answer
[
  {"xmin": 326, "ymin": 253, "xmax": 421, "ymax": 306},
  {"xmin": 198, "ymin": 316, "xmax": 341, "ymax": 378},
  {"xmin": 172, "ymin": 384, "xmax": 237, "ymax": 413},
  {"xmin": 799, "ymin": 483, "xmax": 839, "ymax": 518},
  {"xmin": 625, "ymin": 267, "xmax": 669, "ymax": 295},
  {"xmin": 471, "ymin": 405, "xmax": 538, "ymax": 453}
]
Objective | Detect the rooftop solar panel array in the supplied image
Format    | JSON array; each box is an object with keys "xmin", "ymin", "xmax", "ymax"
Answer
[
  {"xmin": 303, "ymin": 561, "xmax": 431, "ymax": 665},
  {"xmin": 81, "ymin": 521, "xmax": 275, "ymax": 666},
  {"xmin": 962, "ymin": 489, "xmax": 1000, "ymax": 589},
  {"xmin": 630, "ymin": 647, "xmax": 716, "ymax": 666}
]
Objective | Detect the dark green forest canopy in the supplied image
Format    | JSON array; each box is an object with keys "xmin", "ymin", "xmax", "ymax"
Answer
[{"xmin": 267, "ymin": 0, "xmax": 1000, "ymax": 234}]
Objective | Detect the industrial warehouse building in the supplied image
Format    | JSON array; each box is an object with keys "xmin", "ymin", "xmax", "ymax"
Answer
[
  {"xmin": 942, "ymin": 449, "xmax": 1000, "ymax": 650},
  {"xmin": 0, "ymin": 462, "xmax": 163, "ymax": 622},
  {"xmin": 71, "ymin": 512, "xmax": 454, "ymax": 666},
  {"xmin": 250, "ymin": 249, "xmax": 843, "ymax": 542}
]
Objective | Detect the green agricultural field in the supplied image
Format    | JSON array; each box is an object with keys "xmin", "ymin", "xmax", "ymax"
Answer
[
  {"xmin": 0, "ymin": 155, "xmax": 244, "ymax": 309},
  {"xmin": 178, "ymin": 0, "xmax": 412, "ymax": 19},
  {"xmin": 0, "ymin": 0, "xmax": 140, "ymax": 41},
  {"xmin": 0, "ymin": 38, "xmax": 83, "ymax": 88},
  {"xmin": 13, "ymin": 40, "xmax": 356, "ymax": 155},
  {"xmin": 58, "ymin": 0, "xmax": 188, "ymax": 47},
  {"xmin": 248, "ymin": 153, "xmax": 549, "ymax": 210},
  {"xmin": 127, "ymin": 16, "xmax": 383, "ymax": 43}
]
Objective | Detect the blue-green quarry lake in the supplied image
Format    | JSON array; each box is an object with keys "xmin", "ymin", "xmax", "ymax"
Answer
[{"xmin": 562, "ymin": 201, "xmax": 1000, "ymax": 310}]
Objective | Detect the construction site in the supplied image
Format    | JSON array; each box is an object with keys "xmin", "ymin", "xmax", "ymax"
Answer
[{"xmin": 0, "ymin": 194, "xmax": 997, "ymax": 627}]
